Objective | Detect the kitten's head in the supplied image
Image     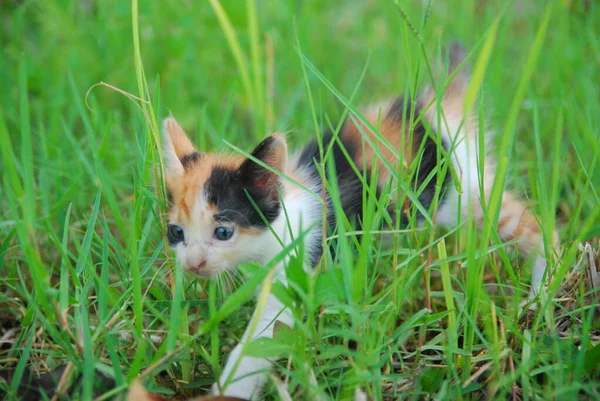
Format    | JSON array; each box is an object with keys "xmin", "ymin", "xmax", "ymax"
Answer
[{"xmin": 161, "ymin": 117, "xmax": 287, "ymax": 277}]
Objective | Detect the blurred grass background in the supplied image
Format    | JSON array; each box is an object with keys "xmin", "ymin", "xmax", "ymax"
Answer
[{"xmin": 1, "ymin": 0, "xmax": 599, "ymax": 400}]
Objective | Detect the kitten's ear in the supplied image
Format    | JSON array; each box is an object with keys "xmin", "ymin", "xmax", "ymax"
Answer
[
  {"xmin": 240, "ymin": 133, "xmax": 288, "ymax": 199},
  {"xmin": 162, "ymin": 117, "xmax": 201, "ymax": 179}
]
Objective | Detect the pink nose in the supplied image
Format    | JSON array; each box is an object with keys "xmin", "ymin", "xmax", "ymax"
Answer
[{"xmin": 189, "ymin": 260, "xmax": 206, "ymax": 272}]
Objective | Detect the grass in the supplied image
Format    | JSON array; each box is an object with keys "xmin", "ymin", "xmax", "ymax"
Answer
[{"xmin": 1, "ymin": 0, "xmax": 600, "ymax": 400}]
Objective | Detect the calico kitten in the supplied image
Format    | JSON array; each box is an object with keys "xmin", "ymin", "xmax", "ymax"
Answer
[{"xmin": 161, "ymin": 44, "xmax": 558, "ymax": 400}]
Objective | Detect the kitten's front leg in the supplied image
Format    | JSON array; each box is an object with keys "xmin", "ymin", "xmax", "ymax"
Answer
[{"xmin": 212, "ymin": 292, "xmax": 293, "ymax": 400}]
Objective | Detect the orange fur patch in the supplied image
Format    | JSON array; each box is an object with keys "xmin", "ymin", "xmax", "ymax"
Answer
[
  {"xmin": 341, "ymin": 102, "xmax": 416, "ymax": 186},
  {"xmin": 168, "ymin": 154, "xmax": 244, "ymax": 222},
  {"xmin": 237, "ymin": 226, "xmax": 264, "ymax": 236},
  {"xmin": 473, "ymin": 187, "xmax": 558, "ymax": 258}
]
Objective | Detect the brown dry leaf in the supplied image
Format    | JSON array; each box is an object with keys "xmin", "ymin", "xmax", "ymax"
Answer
[{"xmin": 126, "ymin": 380, "xmax": 249, "ymax": 401}]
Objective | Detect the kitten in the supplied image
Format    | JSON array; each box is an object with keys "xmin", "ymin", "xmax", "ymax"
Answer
[{"xmin": 161, "ymin": 44, "xmax": 558, "ymax": 399}]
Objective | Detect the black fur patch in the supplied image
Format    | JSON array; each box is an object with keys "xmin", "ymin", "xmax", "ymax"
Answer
[
  {"xmin": 180, "ymin": 152, "xmax": 203, "ymax": 169},
  {"xmin": 386, "ymin": 96, "xmax": 409, "ymax": 123},
  {"xmin": 297, "ymin": 128, "xmax": 373, "ymax": 266},
  {"xmin": 386, "ymin": 97, "xmax": 451, "ymax": 217},
  {"xmin": 239, "ymin": 136, "xmax": 282, "ymax": 200},
  {"xmin": 412, "ymin": 122, "xmax": 451, "ymax": 211},
  {"xmin": 205, "ymin": 138, "xmax": 282, "ymax": 228},
  {"xmin": 246, "ymin": 136, "xmax": 277, "ymax": 167},
  {"xmin": 204, "ymin": 168, "xmax": 279, "ymax": 228},
  {"xmin": 296, "ymin": 98, "xmax": 451, "ymax": 265},
  {"xmin": 297, "ymin": 127, "xmax": 367, "ymax": 222}
]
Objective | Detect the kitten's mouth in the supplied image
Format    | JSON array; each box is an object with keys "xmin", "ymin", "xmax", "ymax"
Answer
[
  {"xmin": 187, "ymin": 264, "xmax": 235, "ymax": 280},
  {"xmin": 187, "ymin": 269, "xmax": 217, "ymax": 279},
  {"xmin": 185, "ymin": 261, "xmax": 215, "ymax": 277}
]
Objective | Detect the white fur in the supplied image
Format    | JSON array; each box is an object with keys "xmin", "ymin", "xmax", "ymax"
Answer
[
  {"xmin": 213, "ymin": 293, "xmax": 293, "ymax": 400},
  {"xmin": 213, "ymin": 172, "xmax": 322, "ymax": 399},
  {"xmin": 162, "ymin": 123, "xmax": 323, "ymax": 398},
  {"xmin": 431, "ymin": 107, "xmax": 550, "ymax": 302},
  {"xmin": 171, "ymin": 191, "xmax": 272, "ymax": 276}
]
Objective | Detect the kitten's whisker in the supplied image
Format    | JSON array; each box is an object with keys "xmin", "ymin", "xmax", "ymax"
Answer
[{"xmin": 224, "ymin": 269, "xmax": 236, "ymax": 293}]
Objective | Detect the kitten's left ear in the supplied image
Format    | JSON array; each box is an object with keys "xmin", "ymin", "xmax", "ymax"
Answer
[
  {"xmin": 240, "ymin": 133, "xmax": 288, "ymax": 199},
  {"xmin": 162, "ymin": 117, "xmax": 202, "ymax": 180}
]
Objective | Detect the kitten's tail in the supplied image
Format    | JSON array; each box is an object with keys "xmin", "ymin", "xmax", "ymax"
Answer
[
  {"xmin": 422, "ymin": 44, "xmax": 561, "ymax": 303},
  {"xmin": 418, "ymin": 42, "xmax": 476, "ymax": 141}
]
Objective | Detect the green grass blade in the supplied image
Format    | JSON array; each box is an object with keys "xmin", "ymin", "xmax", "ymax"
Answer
[{"xmin": 463, "ymin": 18, "xmax": 500, "ymax": 113}]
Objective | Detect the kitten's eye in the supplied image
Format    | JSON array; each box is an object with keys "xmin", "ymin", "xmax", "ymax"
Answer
[
  {"xmin": 167, "ymin": 224, "xmax": 184, "ymax": 245},
  {"xmin": 214, "ymin": 226, "xmax": 234, "ymax": 241}
]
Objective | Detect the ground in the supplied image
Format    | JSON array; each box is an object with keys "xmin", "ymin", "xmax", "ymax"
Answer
[{"xmin": 1, "ymin": 0, "xmax": 599, "ymax": 400}]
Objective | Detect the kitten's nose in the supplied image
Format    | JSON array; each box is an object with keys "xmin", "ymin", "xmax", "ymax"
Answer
[{"xmin": 188, "ymin": 259, "xmax": 206, "ymax": 273}]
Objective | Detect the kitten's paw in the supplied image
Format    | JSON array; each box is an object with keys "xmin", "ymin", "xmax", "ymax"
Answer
[
  {"xmin": 519, "ymin": 298, "xmax": 537, "ymax": 312},
  {"xmin": 519, "ymin": 284, "xmax": 551, "ymax": 313},
  {"xmin": 212, "ymin": 382, "xmax": 252, "ymax": 400},
  {"xmin": 212, "ymin": 376, "xmax": 264, "ymax": 401},
  {"xmin": 211, "ymin": 382, "xmax": 220, "ymax": 397},
  {"xmin": 211, "ymin": 384, "xmax": 256, "ymax": 401}
]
